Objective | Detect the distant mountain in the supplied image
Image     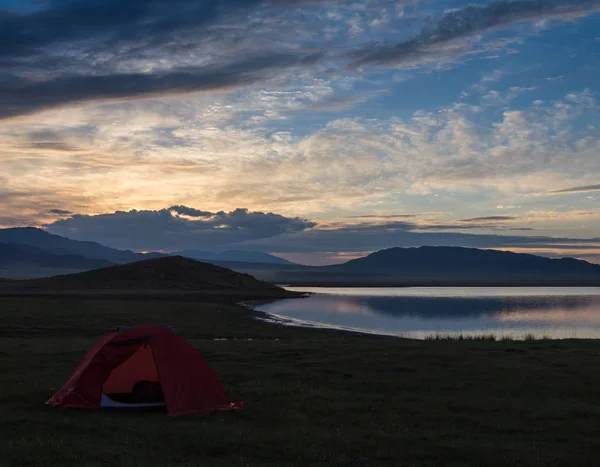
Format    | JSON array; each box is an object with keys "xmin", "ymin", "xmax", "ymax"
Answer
[
  {"xmin": 0, "ymin": 243, "xmax": 113, "ymax": 270},
  {"xmin": 316, "ymin": 246, "xmax": 600, "ymax": 285},
  {"xmin": 2, "ymin": 256, "xmax": 283, "ymax": 291},
  {"xmin": 176, "ymin": 249, "xmax": 295, "ymax": 265},
  {"xmin": 3, "ymin": 227, "xmax": 599, "ymax": 286},
  {"xmin": 0, "ymin": 227, "xmax": 142, "ymax": 263},
  {"xmin": 336, "ymin": 246, "xmax": 600, "ymax": 273},
  {"xmin": 0, "ymin": 228, "xmax": 293, "ymax": 278}
]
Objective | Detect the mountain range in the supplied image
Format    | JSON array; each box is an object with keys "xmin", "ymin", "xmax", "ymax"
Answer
[
  {"xmin": 1, "ymin": 227, "xmax": 600, "ymax": 285},
  {"xmin": 335, "ymin": 246, "xmax": 600, "ymax": 276},
  {"xmin": 0, "ymin": 227, "xmax": 142, "ymax": 264},
  {"xmin": 0, "ymin": 227, "xmax": 294, "ymax": 278},
  {"xmin": 319, "ymin": 246, "xmax": 600, "ymax": 285},
  {"xmin": 173, "ymin": 249, "xmax": 294, "ymax": 265},
  {"xmin": 0, "ymin": 243, "xmax": 113, "ymax": 270}
]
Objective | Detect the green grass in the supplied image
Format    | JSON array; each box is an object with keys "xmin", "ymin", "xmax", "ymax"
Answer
[
  {"xmin": 1, "ymin": 296, "xmax": 600, "ymax": 466},
  {"xmin": 424, "ymin": 333, "xmax": 552, "ymax": 342},
  {"xmin": 425, "ymin": 333, "xmax": 500, "ymax": 341}
]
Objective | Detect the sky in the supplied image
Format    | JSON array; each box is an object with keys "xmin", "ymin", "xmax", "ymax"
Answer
[{"xmin": 1, "ymin": 0, "xmax": 600, "ymax": 265}]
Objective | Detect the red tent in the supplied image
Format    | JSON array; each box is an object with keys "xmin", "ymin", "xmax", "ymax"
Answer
[{"xmin": 46, "ymin": 325, "xmax": 242, "ymax": 416}]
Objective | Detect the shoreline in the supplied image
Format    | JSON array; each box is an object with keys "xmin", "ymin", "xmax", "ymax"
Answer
[
  {"xmin": 250, "ymin": 304, "xmax": 600, "ymax": 341},
  {"xmin": 0, "ymin": 288, "xmax": 303, "ymax": 303},
  {"xmin": 238, "ymin": 296, "xmax": 404, "ymax": 340},
  {"xmin": 278, "ymin": 281, "xmax": 600, "ymax": 287}
]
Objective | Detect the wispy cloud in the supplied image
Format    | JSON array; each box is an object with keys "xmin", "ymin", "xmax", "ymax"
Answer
[
  {"xmin": 1, "ymin": 0, "xmax": 599, "ymax": 119},
  {"xmin": 235, "ymin": 219, "xmax": 600, "ymax": 256},
  {"xmin": 48, "ymin": 209, "xmax": 72, "ymax": 215},
  {"xmin": 350, "ymin": 0, "xmax": 600, "ymax": 67},
  {"xmin": 0, "ymin": 0, "xmax": 332, "ymax": 59},
  {"xmin": 1, "ymin": 88, "xmax": 598, "ymax": 225},
  {"xmin": 347, "ymin": 214, "xmax": 418, "ymax": 219},
  {"xmin": 550, "ymin": 184, "xmax": 600, "ymax": 194},
  {"xmin": 459, "ymin": 216, "xmax": 520, "ymax": 222}
]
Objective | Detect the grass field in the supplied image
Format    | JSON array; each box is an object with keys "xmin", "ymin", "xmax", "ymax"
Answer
[{"xmin": 1, "ymin": 295, "xmax": 600, "ymax": 466}]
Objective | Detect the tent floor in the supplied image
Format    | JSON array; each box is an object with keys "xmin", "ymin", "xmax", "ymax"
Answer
[{"xmin": 101, "ymin": 392, "xmax": 166, "ymax": 408}]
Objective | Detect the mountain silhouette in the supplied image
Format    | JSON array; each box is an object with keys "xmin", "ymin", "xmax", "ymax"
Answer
[
  {"xmin": 3, "ymin": 256, "xmax": 282, "ymax": 291},
  {"xmin": 2, "ymin": 228, "xmax": 600, "ymax": 285},
  {"xmin": 0, "ymin": 228, "xmax": 294, "ymax": 278},
  {"xmin": 0, "ymin": 227, "xmax": 142, "ymax": 263},
  {"xmin": 335, "ymin": 246, "xmax": 600, "ymax": 274},
  {"xmin": 0, "ymin": 243, "xmax": 113, "ymax": 271},
  {"xmin": 173, "ymin": 249, "xmax": 294, "ymax": 265}
]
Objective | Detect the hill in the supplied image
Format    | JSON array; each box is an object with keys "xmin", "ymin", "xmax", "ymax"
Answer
[
  {"xmin": 307, "ymin": 246, "xmax": 600, "ymax": 285},
  {"xmin": 336, "ymin": 246, "xmax": 600, "ymax": 274},
  {"xmin": 2, "ymin": 256, "xmax": 284, "ymax": 291}
]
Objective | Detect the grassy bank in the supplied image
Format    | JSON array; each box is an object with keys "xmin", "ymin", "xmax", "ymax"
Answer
[{"xmin": 1, "ymin": 296, "xmax": 600, "ymax": 466}]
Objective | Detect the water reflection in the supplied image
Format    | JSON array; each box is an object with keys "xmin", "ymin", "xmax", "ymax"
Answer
[{"xmin": 256, "ymin": 287, "xmax": 600, "ymax": 340}]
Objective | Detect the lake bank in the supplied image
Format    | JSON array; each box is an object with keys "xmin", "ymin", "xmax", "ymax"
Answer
[{"xmin": 2, "ymin": 295, "xmax": 600, "ymax": 466}]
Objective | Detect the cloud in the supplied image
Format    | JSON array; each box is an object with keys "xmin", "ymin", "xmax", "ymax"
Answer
[
  {"xmin": 48, "ymin": 209, "xmax": 72, "ymax": 215},
  {"xmin": 1, "ymin": 87, "xmax": 599, "ymax": 228},
  {"xmin": 168, "ymin": 206, "xmax": 214, "ymax": 218},
  {"xmin": 0, "ymin": 0, "xmax": 335, "ymax": 119},
  {"xmin": 236, "ymin": 220, "xmax": 600, "ymax": 254},
  {"xmin": 347, "ymin": 214, "xmax": 417, "ymax": 219},
  {"xmin": 351, "ymin": 0, "xmax": 600, "ymax": 67},
  {"xmin": 459, "ymin": 216, "xmax": 519, "ymax": 222},
  {"xmin": 1, "ymin": 0, "xmax": 599, "ymax": 119},
  {"xmin": 46, "ymin": 207, "xmax": 316, "ymax": 250},
  {"xmin": 551, "ymin": 184, "xmax": 600, "ymax": 194},
  {"xmin": 0, "ymin": 0, "xmax": 330, "ymax": 59},
  {"xmin": 301, "ymin": 90, "xmax": 389, "ymax": 112},
  {"xmin": 0, "ymin": 52, "xmax": 325, "ymax": 119}
]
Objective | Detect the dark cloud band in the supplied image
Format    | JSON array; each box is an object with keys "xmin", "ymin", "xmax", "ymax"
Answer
[
  {"xmin": 351, "ymin": 0, "xmax": 600, "ymax": 67},
  {"xmin": 46, "ymin": 206, "xmax": 317, "ymax": 250},
  {"xmin": 1, "ymin": 0, "xmax": 598, "ymax": 119},
  {"xmin": 551, "ymin": 184, "xmax": 600, "ymax": 194}
]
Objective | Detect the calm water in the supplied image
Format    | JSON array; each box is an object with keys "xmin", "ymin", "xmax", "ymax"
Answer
[{"xmin": 256, "ymin": 287, "xmax": 600, "ymax": 339}]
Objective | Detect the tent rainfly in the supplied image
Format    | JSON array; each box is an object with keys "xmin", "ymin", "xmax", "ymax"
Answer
[{"xmin": 46, "ymin": 324, "xmax": 242, "ymax": 416}]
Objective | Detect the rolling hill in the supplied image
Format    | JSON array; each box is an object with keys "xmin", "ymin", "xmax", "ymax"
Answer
[
  {"xmin": 1, "ymin": 256, "xmax": 284, "ymax": 291},
  {"xmin": 312, "ymin": 246, "xmax": 600, "ymax": 285},
  {"xmin": 334, "ymin": 246, "xmax": 600, "ymax": 275}
]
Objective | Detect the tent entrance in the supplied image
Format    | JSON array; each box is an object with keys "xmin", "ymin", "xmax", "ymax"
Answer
[{"xmin": 101, "ymin": 344, "xmax": 166, "ymax": 407}]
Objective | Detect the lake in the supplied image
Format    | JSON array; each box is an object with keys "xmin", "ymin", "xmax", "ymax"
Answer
[{"xmin": 255, "ymin": 287, "xmax": 600, "ymax": 340}]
